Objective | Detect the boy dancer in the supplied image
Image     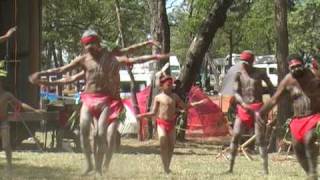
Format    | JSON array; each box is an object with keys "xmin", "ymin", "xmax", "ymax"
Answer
[{"xmin": 137, "ymin": 75, "xmax": 206, "ymax": 173}]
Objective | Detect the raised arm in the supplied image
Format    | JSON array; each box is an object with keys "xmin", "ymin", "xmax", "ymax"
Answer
[
  {"xmin": 0, "ymin": 26, "xmax": 16, "ymax": 43},
  {"xmin": 116, "ymin": 40, "xmax": 160, "ymax": 55},
  {"xmin": 117, "ymin": 54, "xmax": 170, "ymax": 65},
  {"xmin": 29, "ymin": 56, "xmax": 83, "ymax": 85},
  {"xmin": 136, "ymin": 96, "xmax": 160, "ymax": 119},
  {"xmin": 37, "ymin": 71, "xmax": 85, "ymax": 86}
]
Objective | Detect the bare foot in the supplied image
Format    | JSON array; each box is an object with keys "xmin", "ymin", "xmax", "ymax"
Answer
[
  {"xmin": 221, "ymin": 169, "xmax": 233, "ymax": 174},
  {"xmin": 81, "ymin": 165, "xmax": 94, "ymax": 176},
  {"xmin": 164, "ymin": 168, "xmax": 171, "ymax": 174}
]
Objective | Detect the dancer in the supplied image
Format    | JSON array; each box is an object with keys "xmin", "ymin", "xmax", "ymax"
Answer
[
  {"xmin": 256, "ymin": 54, "xmax": 320, "ymax": 180},
  {"xmin": 29, "ymin": 29, "xmax": 169, "ymax": 175},
  {"xmin": 227, "ymin": 50, "xmax": 274, "ymax": 174},
  {"xmin": 0, "ymin": 65, "xmax": 41, "ymax": 172},
  {"xmin": 137, "ymin": 75, "xmax": 206, "ymax": 173}
]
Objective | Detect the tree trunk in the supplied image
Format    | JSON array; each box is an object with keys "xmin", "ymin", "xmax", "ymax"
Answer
[
  {"xmin": 272, "ymin": 0, "xmax": 292, "ymax": 152},
  {"xmin": 176, "ymin": 0, "xmax": 234, "ymax": 140},
  {"xmin": 147, "ymin": 0, "xmax": 171, "ymax": 139},
  {"xmin": 114, "ymin": 0, "xmax": 142, "ymax": 145},
  {"xmin": 50, "ymin": 42, "xmax": 63, "ymax": 96},
  {"xmin": 228, "ymin": 30, "xmax": 233, "ymax": 68}
]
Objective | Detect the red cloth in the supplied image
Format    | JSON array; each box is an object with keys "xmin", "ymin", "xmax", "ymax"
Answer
[
  {"xmin": 237, "ymin": 102, "xmax": 263, "ymax": 128},
  {"xmin": 240, "ymin": 51, "xmax": 254, "ymax": 61},
  {"xmin": 288, "ymin": 59, "xmax": 303, "ymax": 67},
  {"xmin": 156, "ymin": 117, "xmax": 177, "ymax": 134},
  {"xmin": 81, "ymin": 35, "xmax": 98, "ymax": 45},
  {"xmin": 187, "ymin": 86, "xmax": 229, "ymax": 137},
  {"xmin": 80, "ymin": 92, "xmax": 123, "ymax": 124},
  {"xmin": 290, "ymin": 114, "xmax": 320, "ymax": 143}
]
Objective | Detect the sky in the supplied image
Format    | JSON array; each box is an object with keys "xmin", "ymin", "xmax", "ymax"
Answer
[{"xmin": 166, "ymin": 0, "xmax": 184, "ymax": 13}]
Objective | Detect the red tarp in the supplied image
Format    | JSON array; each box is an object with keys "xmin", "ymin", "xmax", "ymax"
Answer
[
  {"xmin": 123, "ymin": 86, "xmax": 229, "ymax": 139},
  {"xmin": 122, "ymin": 86, "xmax": 151, "ymax": 140},
  {"xmin": 186, "ymin": 86, "xmax": 229, "ymax": 137}
]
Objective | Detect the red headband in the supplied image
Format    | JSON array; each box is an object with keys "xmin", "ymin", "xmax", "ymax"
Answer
[
  {"xmin": 240, "ymin": 51, "xmax": 254, "ymax": 62},
  {"xmin": 81, "ymin": 35, "xmax": 98, "ymax": 45},
  {"xmin": 288, "ymin": 59, "xmax": 303, "ymax": 67},
  {"xmin": 160, "ymin": 76, "xmax": 173, "ymax": 85}
]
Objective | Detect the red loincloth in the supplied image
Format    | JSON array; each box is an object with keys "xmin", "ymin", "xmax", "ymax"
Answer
[
  {"xmin": 156, "ymin": 117, "xmax": 177, "ymax": 134},
  {"xmin": 236, "ymin": 102, "xmax": 263, "ymax": 128},
  {"xmin": 290, "ymin": 113, "xmax": 320, "ymax": 143},
  {"xmin": 80, "ymin": 92, "xmax": 123, "ymax": 124}
]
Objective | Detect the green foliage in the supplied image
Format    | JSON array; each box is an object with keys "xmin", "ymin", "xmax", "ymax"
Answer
[
  {"xmin": 42, "ymin": 0, "xmax": 150, "ymax": 68},
  {"xmin": 288, "ymin": 0, "xmax": 320, "ymax": 53}
]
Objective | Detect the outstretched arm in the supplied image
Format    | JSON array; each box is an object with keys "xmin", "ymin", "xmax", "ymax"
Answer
[
  {"xmin": 117, "ymin": 54, "xmax": 170, "ymax": 65},
  {"xmin": 37, "ymin": 71, "xmax": 85, "ymax": 86},
  {"xmin": 175, "ymin": 94, "xmax": 207, "ymax": 110},
  {"xmin": 256, "ymin": 75, "xmax": 289, "ymax": 127},
  {"xmin": 136, "ymin": 96, "xmax": 160, "ymax": 119},
  {"xmin": 116, "ymin": 40, "xmax": 161, "ymax": 55},
  {"xmin": 7, "ymin": 93, "xmax": 42, "ymax": 113},
  {"xmin": 259, "ymin": 76, "xmax": 288, "ymax": 117},
  {"xmin": 29, "ymin": 56, "xmax": 83, "ymax": 85},
  {"xmin": 0, "ymin": 26, "xmax": 16, "ymax": 43}
]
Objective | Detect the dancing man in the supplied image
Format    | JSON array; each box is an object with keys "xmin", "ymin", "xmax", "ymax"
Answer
[
  {"xmin": 29, "ymin": 29, "xmax": 169, "ymax": 175},
  {"xmin": 256, "ymin": 54, "xmax": 320, "ymax": 180},
  {"xmin": 228, "ymin": 50, "xmax": 274, "ymax": 174}
]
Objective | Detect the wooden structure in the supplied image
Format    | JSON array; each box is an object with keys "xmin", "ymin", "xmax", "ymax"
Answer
[{"xmin": 0, "ymin": 0, "xmax": 41, "ymax": 106}]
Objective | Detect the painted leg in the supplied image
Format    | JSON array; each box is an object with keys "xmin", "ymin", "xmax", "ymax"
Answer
[
  {"xmin": 167, "ymin": 128, "xmax": 176, "ymax": 172},
  {"xmin": 79, "ymin": 105, "xmax": 94, "ymax": 175},
  {"xmin": 255, "ymin": 121, "xmax": 268, "ymax": 175},
  {"xmin": 292, "ymin": 138, "xmax": 309, "ymax": 174},
  {"xmin": 94, "ymin": 107, "xmax": 108, "ymax": 175},
  {"xmin": 104, "ymin": 119, "xmax": 119, "ymax": 171},
  {"xmin": 228, "ymin": 118, "xmax": 243, "ymax": 173},
  {"xmin": 158, "ymin": 126, "xmax": 170, "ymax": 173},
  {"xmin": 1, "ymin": 124, "xmax": 12, "ymax": 171},
  {"xmin": 304, "ymin": 130, "xmax": 318, "ymax": 180}
]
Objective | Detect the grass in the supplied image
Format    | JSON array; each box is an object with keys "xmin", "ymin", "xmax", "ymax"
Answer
[{"xmin": 0, "ymin": 138, "xmax": 310, "ymax": 180}]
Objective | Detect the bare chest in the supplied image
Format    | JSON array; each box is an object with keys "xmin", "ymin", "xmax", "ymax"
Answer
[
  {"xmin": 239, "ymin": 72, "xmax": 263, "ymax": 88},
  {"xmin": 158, "ymin": 94, "xmax": 177, "ymax": 108},
  {"xmin": 84, "ymin": 56, "xmax": 119, "ymax": 78}
]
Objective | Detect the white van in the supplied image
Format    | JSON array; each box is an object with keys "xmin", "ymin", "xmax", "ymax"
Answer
[
  {"xmin": 119, "ymin": 56, "xmax": 181, "ymax": 98},
  {"xmin": 254, "ymin": 63, "xmax": 278, "ymax": 86}
]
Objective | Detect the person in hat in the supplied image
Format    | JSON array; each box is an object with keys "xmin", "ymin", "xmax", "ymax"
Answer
[
  {"xmin": 137, "ymin": 75, "xmax": 206, "ymax": 174},
  {"xmin": 29, "ymin": 29, "xmax": 170, "ymax": 176},
  {"xmin": 256, "ymin": 54, "xmax": 320, "ymax": 180},
  {"xmin": 227, "ymin": 50, "xmax": 274, "ymax": 174}
]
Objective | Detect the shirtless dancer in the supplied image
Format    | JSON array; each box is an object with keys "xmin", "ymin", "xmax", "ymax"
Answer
[
  {"xmin": 29, "ymin": 29, "xmax": 169, "ymax": 175},
  {"xmin": 256, "ymin": 54, "xmax": 320, "ymax": 180},
  {"xmin": 228, "ymin": 50, "xmax": 274, "ymax": 174},
  {"xmin": 137, "ymin": 75, "xmax": 206, "ymax": 174},
  {"xmin": 0, "ymin": 26, "xmax": 16, "ymax": 43},
  {"xmin": 0, "ymin": 72, "xmax": 41, "ymax": 172}
]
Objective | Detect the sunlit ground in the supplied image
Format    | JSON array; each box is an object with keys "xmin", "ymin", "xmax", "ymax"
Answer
[{"xmin": 0, "ymin": 138, "xmax": 310, "ymax": 180}]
